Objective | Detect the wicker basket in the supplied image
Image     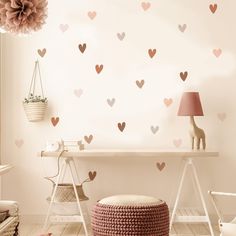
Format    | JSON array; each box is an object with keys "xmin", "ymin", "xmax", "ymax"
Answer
[
  {"xmin": 0, "ymin": 216, "xmax": 19, "ymax": 236},
  {"xmin": 23, "ymin": 102, "xmax": 47, "ymax": 122},
  {"xmin": 53, "ymin": 183, "xmax": 89, "ymax": 202}
]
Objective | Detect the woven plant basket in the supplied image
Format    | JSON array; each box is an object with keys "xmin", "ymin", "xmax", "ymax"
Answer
[
  {"xmin": 23, "ymin": 60, "xmax": 47, "ymax": 122},
  {"xmin": 23, "ymin": 102, "xmax": 47, "ymax": 122},
  {"xmin": 53, "ymin": 183, "xmax": 89, "ymax": 202}
]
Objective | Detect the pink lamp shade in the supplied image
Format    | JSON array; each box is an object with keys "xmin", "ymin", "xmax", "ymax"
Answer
[{"xmin": 178, "ymin": 92, "xmax": 204, "ymax": 116}]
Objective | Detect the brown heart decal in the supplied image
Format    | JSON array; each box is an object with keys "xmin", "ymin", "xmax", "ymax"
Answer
[
  {"xmin": 95, "ymin": 64, "xmax": 103, "ymax": 74},
  {"xmin": 178, "ymin": 24, "xmax": 187, "ymax": 32},
  {"xmin": 51, "ymin": 117, "xmax": 59, "ymax": 127},
  {"xmin": 209, "ymin": 4, "xmax": 217, "ymax": 14},
  {"xmin": 156, "ymin": 162, "xmax": 166, "ymax": 171},
  {"xmin": 78, "ymin": 43, "xmax": 86, "ymax": 53},
  {"xmin": 37, "ymin": 48, "xmax": 46, "ymax": 57},
  {"xmin": 180, "ymin": 71, "xmax": 188, "ymax": 81},
  {"xmin": 89, "ymin": 171, "xmax": 97, "ymax": 180},
  {"xmin": 148, "ymin": 49, "xmax": 156, "ymax": 58},
  {"xmin": 136, "ymin": 80, "xmax": 145, "ymax": 88},
  {"xmin": 118, "ymin": 122, "xmax": 126, "ymax": 132},
  {"xmin": 84, "ymin": 135, "xmax": 93, "ymax": 144}
]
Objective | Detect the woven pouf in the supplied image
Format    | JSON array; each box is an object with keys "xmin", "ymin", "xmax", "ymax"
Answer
[{"xmin": 91, "ymin": 195, "xmax": 169, "ymax": 236}]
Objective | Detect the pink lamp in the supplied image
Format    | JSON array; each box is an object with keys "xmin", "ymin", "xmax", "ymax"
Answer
[{"xmin": 178, "ymin": 92, "xmax": 206, "ymax": 150}]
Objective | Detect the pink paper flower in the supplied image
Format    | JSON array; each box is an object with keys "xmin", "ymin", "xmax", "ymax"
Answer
[{"xmin": 0, "ymin": 0, "xmax": 47, "ymax": 33}]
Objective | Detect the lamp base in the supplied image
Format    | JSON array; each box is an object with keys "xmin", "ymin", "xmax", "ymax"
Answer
[{"xmin": 189, "ymin": 116, "xmax": 206, "ymax": 150}]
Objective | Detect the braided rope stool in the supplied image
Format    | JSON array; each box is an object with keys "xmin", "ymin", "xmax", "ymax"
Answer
[{"xmin": 91, "ymin": 195, "xmax": 169, "ymax": 236}]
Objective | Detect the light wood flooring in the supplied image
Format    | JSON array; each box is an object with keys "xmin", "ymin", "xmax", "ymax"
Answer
[{"xmin": 19, "ymin": 223, "xmax": 220, "ymax": 236}]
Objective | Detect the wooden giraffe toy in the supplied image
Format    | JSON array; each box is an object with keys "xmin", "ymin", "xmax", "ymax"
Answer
[{"xmin": 189, "ymin": 116, "xmax": 206, "ymax": 150}]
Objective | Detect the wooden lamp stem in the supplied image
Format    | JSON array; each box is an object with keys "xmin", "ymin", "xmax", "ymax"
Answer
[{"xmin": 189, "ymin": 116, "xmax": 206, "ymax": 150}]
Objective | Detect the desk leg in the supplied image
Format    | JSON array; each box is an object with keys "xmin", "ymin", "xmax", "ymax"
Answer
[
  {"xmin": 170, "ymin": 158, "xmax": 214, "ymax": 236},
  {"xmin": 67, "ymin": 158, "xmax": 89, "ymax": 236}
]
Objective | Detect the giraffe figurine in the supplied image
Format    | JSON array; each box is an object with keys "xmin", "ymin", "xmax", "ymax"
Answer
[{"xmin": 189, "ymin": 116, "xmax": 206, "ymax": 150}]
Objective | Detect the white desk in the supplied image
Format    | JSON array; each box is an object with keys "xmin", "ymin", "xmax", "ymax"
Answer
[{"xmin": 40, "ymin": 149, "xmax": 219, "ymax": 236}]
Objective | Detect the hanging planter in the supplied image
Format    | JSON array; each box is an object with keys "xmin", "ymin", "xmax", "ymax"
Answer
[{"xmin": 23, "ymin": 60, "xmax": 47, "ymax": 122}]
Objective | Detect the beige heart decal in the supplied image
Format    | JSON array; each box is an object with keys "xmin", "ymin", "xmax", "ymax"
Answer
[
  {"xmin": 84, "ymin": 135, "xmax": 93, "ymax": 144},
  {"xmin": 213, "ymin": 49, "xmax": 222, "ymax": 57},
  {"xmin": 37, "ymin": 48, "xmax": 46, "ymax": 57},
  {"xmin": 95, "ymin": 64, "xmax": 103, "ymax": 74},
  {"xmin": 173, "ymin": 139, "xmax": 182, "ymax": 148},
  {"xmin": 178, "ymin": 24, "xmax": 187, "ymax": 32},
  {"xmin": 156, "ymin": 162, "xmax": 166, "ymax": 171},
  {"xmin": 151, "ymin": 126, "xmax": 159, "ymax": 134},
  {"xmin": 15, "ymin": 139, "xmax": 24, "ymax": 148},
  {"xmin": 164, "ymin": 98, "xmax": 173, "ymax": 107},
  {"xmin": 89, "ymin": 171, "xmax": 97, "ymax": 180},
  {"xmin": 209, "ymin": 4, "xmax": 217, "ymax": 14},
  {"xmin": 141, "ymin": 2, "xmax": 151, "ymax": 11},
  {"xmin": 59, "ymin": 24, "xmax": 69, "ymax": 32},
  {"xmin": 118, "ymin": 122, "xmax": 126, "ymax": 132},
  {"xmin": 117, "ymin": 32, "xmax": 125, "ymax": 41},
  {"xmin": 148, "ymin": 49, "xmax": 156, "ymax": 58},
  {"xmin": 107, "ymin": 98, "xmax": 115, "ymax": 107},
  {"xmin": 217, "ymin": 113, "xmax": 226, "ymax": 121},
  {"xmin": 78, "ymin": 43, "xmax": 86, "ymax": 53},
  {"xmin": 51, "ymin": 117, "xmax": 59, "ymax": 127},
  {"xmin": 136, "ymin": 80, "xmax": 145, "ymax": 89},
  {"xmin": 74, "ymin": 89, "xmax": 83, "ymax": 98},
  {"xmin": 88, "ymin": 11, "xmax": 97, "ymax": 20},
  {"xmin": 180, "ymin": 71, "xmax": 188, "ymax": 81}
]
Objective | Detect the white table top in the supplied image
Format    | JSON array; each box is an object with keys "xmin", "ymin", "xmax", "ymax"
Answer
[
  {"xmin": 0, "ymin": 165, "xmax": 13, "ymax": 175},
  {"xmin": 40, "ymin": 149, "xmax": 219, "ymax": 158}
]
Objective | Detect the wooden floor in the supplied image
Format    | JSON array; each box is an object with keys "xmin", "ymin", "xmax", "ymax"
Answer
[{"xmin": 19, "ymin": 223, "xmax": 220, "ymax": 236}]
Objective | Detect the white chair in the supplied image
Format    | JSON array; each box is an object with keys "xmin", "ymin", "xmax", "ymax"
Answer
[
  {"xmin": 209, "ymin": 191, "xmax": 236, "ymax": 236},
  {"xmin": 0, "ymin": 201, "xmax": 19, "ymax": 236}
]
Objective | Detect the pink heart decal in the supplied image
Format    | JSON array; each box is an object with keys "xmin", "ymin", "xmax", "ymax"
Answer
[
  {"xmin": 217, "ymin": 113, "xmax": 226, "ymax": 121},
  {"xmin": 173, "ymin": 139, "xmax": 182, "ymax": 148},
  {"xmin": 59, "ymin": 24, "xmax": 69, "ymax": 32},
  {"xmin": 37, "ymin": 48, "xmax": 46, "ymax": 57},
  {"xmin": 141, "ymin": 2, "xmax": 151, "ymax": 11},
  {"xmin": 164, "ymin": 98, "xmax": 173, "ymax": 107},
  {"xmin": 15, "ymin": 139, "xmax": 24, "ymax": 148},
  {"xmin": 88, "ymin": 11, "xmax": 97, "ymax": 20},
  {"xmin": 74, "ymin": 89, "xmax": 83, "ymax": 98},
  {"xmin": 117, "ymin": 32, "xmax": 125, "ymax": 41},
  {"xmin": 178, "ymin": 24, "xmax": 187, "ymax": 32},
  {"xmin": 209, "ymin": 4, "xmax": 217, "ymax": 14},
  {"xmin": 156, "ymin": 162, "xmax": 166, "ymax": 171},
  {"xmin": 107, "ymin": 98, "xmax": 115, "ymax": 107},
  {"xmin": 213, "ymin": 48, "xmax": 222, "ymax": 57}
]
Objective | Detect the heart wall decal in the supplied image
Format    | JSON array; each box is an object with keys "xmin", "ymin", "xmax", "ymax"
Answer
[
  {"xmin": 84, "ymin": 135, "xmax": 93, "ymax": 144},
  {"xmin": 164, "ymin": 98, "xmax": 173, "ymax": 107},
  {"xmin": 178, "ymin": 24, "xmax": 187, "ymax": 33},
  {"xmin": 141, "ymin": 2, "xmax": 151, "ymax": 11},
  {"xmin": 15, "ymin": 139, "xmax": 24, "ymax": 148},
  {"xmin": 117, "ymin": 32, "xmax": 125, "ymax": 41},
  {"xmin": 74, "ymin": 89, "xmax": 83, "ymax": 98},
  {"xmin": 217, "ymin": 113, "xmax": 226, "ymax": 121},
  {"xmin": 88, "ymin": 11, "xmax": 97, "ymax": 20},
  {"xmin": 148, "ymin": 49, "xmax": 156, "ymax": 58},
  {"xmin": 151, "ymin": 126, "xmax": 159, "ymax": 134},
  {"xmin": 78, "ymin": 43, "xmax": 86, "ymax": 53},
  {"xmin": 107, "ymin": 98, "xmax": 115, "ymax": 107},
  {"xmin": 209, "ymin": 4, "xmax": 217, "ymax": 14},
  {"xmin": 180, "ymin": 71, "xmax": 188, "ymax": 81},
  {"xmin": 173, "ymin": 139, "xmax": 182, "ymax": 148},
  {"xmin": 136, "ymin": 80, "xmax": 145, "ymax": 89},
  {"xmin": 156, "ymin": 162, "xmax": 166, "ymax": 171},
  {"xmin": 59, "ymin": 24, "xmax": 69, "ymax": 32},
  {"xmin": 118, "ymin": 122, "xmax": 126, "ymax": 132},
  {"xmin": 89, "ymin": 171, "xmax": 97, "ymax": 181},
  {"xmin": 213, "ymin": 49, "xmax": 222, "ymax": 58},
  {"xmin": 95, "ymin": 64, "xmax": 103, "ymax": 74},
  {"xmin": 37, "ymin": 48, "xmax": 46, "ymax": 57},
  {"xmin": 51, "ymin": 117, "xmax": 59, "ymax": 127}
]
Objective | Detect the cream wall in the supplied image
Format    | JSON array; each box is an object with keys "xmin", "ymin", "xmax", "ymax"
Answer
[{"xmin": 1, "ymin": 0, "xmax": 236, "ymax": 219}]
